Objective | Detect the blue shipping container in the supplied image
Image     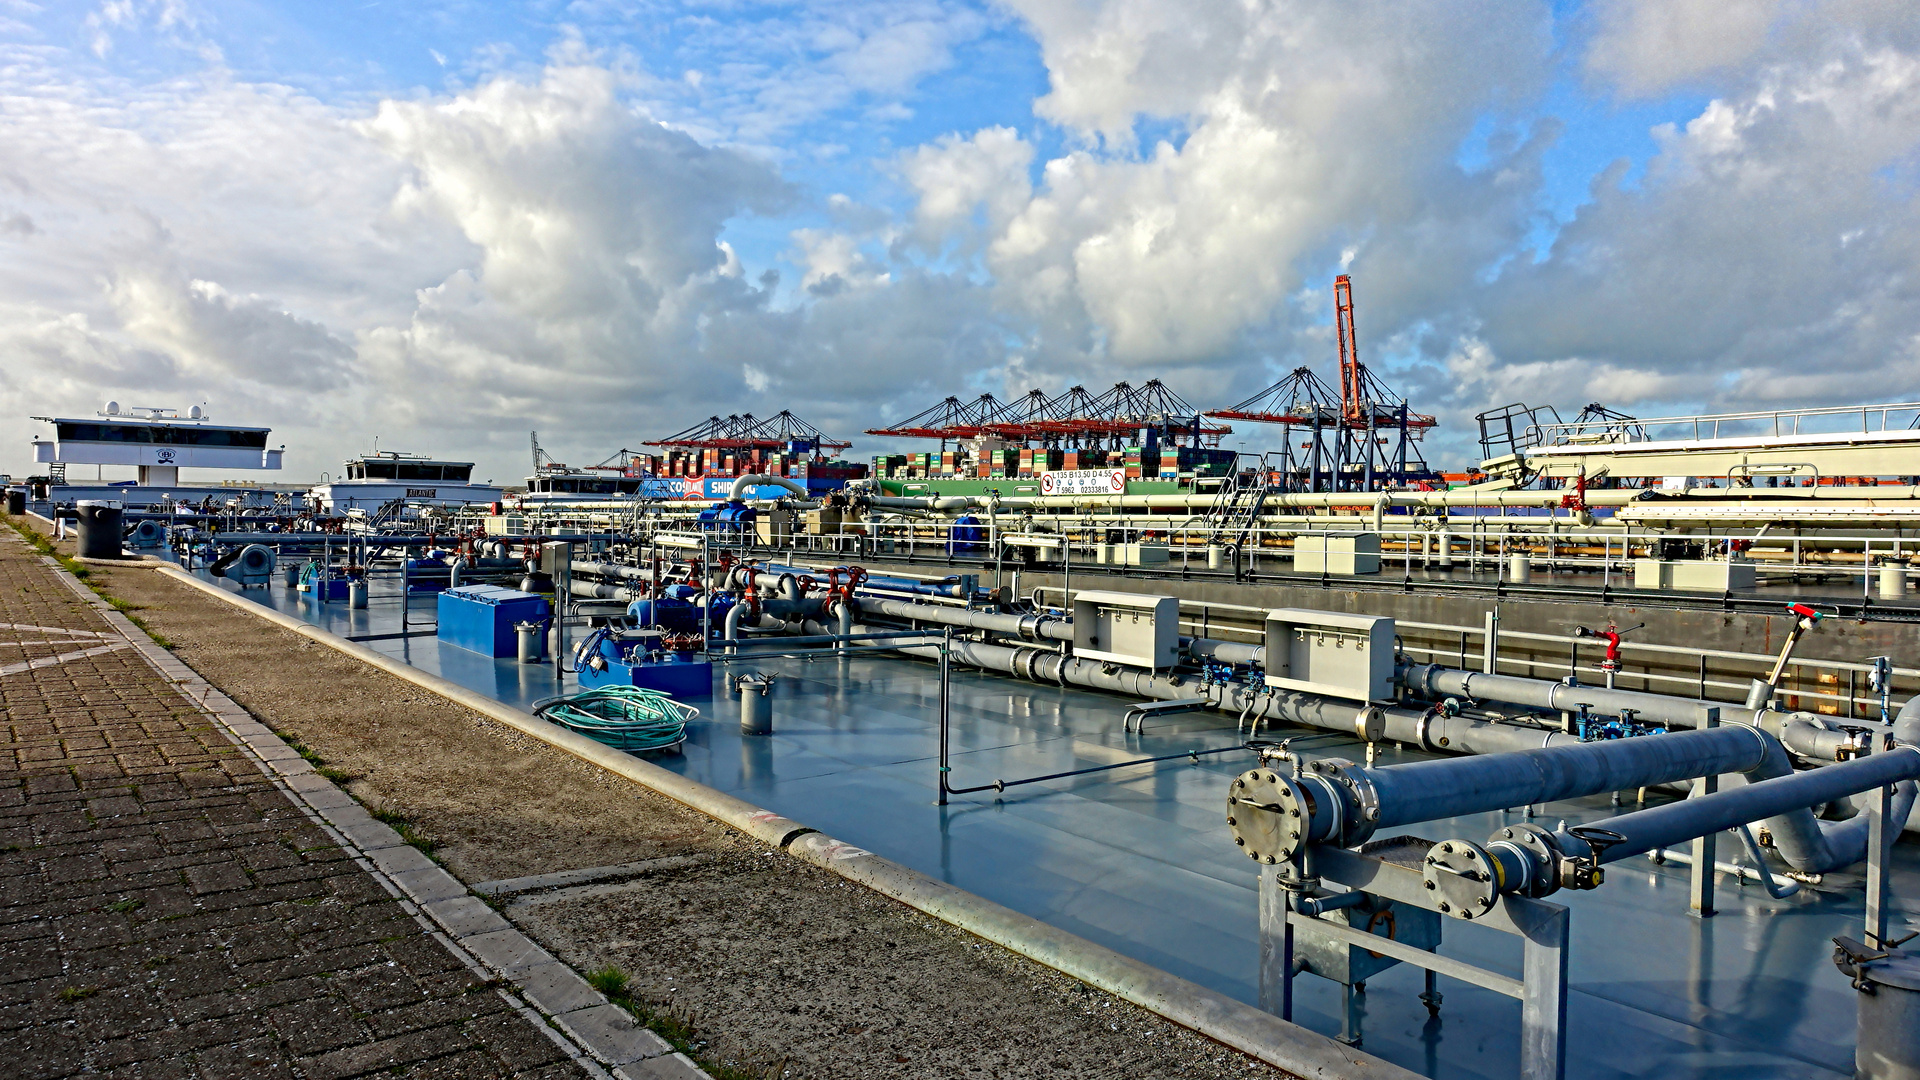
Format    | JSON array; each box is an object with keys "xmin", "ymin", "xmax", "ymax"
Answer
[{"xmin": 437, "ymin": 585, "xmax": 550, "ymax": 657}]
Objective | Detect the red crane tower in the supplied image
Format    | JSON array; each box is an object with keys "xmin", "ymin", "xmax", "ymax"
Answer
[
  {"xmin": 1203, "ymin": 274, "xmax": 1438, "ymax": 492},
  {"xmin": 1335, "ymin": 274, "xmax": 1363, "ymax": 424}
]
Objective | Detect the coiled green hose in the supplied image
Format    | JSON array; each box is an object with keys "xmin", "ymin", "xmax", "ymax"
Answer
[{"xmin": 536, "ymin": 685, "xmax": 697, "ymax": 754}]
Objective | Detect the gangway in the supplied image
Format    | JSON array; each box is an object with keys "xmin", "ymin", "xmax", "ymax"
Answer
[{"xmin": 1483, "ymin": 401, "xmax": 1920, "ymax": 483}]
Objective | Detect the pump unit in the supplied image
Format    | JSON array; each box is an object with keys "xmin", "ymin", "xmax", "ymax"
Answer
[
  {"xmin": 1071, "ymin": 592, "xmax": 1178, "ymax": 671},
  {"xmin": 216, "ymin": 544, "xmax": 276, "ymax": 589},
  {"xmin": 1263, "ymin": 608, "xmax": 1395, "ymax": 701}
]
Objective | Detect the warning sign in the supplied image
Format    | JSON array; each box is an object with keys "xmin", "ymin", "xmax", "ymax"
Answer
[{"xmin": 1039, "ymin": 469, "xmax": 1126, "ymax": 496}]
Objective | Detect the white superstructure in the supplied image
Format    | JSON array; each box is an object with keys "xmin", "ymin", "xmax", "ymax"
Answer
[
  {"xmin": 308, "ymin": 451, "xmax": 502, "ymax": 513},
  {"xmin": 31, "ymin": 403, "xmax": 283, "ymax": 486}
]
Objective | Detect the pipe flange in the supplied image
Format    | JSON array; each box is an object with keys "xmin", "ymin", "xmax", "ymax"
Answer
[
  {"xmin": 1227, "ymin": 769, "xmax": 1310, "ymax": 865},
  {"xmin": 1012, "ymin": 646, "xmax": 1043, "ymax": 683},
  {"xmin": 1487, "ymin": 823, "xmax": 1560, "ymax": 899},
  {"xmin": 1305, "ymin": 758, "xmax": 1380, "ymax": 844},
  {"xmin": 1423, "ymin": 841, "xmax": 1500, "ymax": 920},
  {"xmin": 1415, "ymin": 708, "xmax": 1440, "ymax": 753}
]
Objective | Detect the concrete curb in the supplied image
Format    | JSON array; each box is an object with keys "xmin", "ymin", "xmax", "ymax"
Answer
[
  {"xmin": 151, "ymin": 561, "xmax": 1419, "ymax": 1080},
  {"xmin": 38, "ymin": 552, "xmax": 709, "ymax": 1080}
]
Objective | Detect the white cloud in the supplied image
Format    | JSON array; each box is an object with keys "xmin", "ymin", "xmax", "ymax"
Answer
[
  {"xmin": 6, "ymin": 0, "xmax": 1920, "ymax": 483},
  {"xmin": 901, "ymin": 125, "xmax": 1032, "ymax": 247},
  {"xmin": 1483, "ymin": 33, "xmax": 1920, "ymax": 412},
  {"xmin": 1584, "ymin": 0, "xmax": 1783, "ymax": 98},
  {"xmin": 899, "ymin": 0, "xmax": 1553, "ymax": 390}
]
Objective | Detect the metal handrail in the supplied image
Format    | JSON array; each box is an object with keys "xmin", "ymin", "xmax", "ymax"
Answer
[
  {"xmin": 1528, "ymin": 401, "xmax": 1920, "ymax": 447},
  {"xmin": 1151, "ymin": 597, "xmax": 1920, "ymax": 679}
]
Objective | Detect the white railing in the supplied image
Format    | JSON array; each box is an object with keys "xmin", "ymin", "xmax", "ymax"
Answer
[{"xmin": 1529, "ymin": 401, "xmax": 1920, "ymax": 448}]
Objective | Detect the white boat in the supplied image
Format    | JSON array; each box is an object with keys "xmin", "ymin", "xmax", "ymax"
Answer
[{"xmin": 309, "ymin": 452, "xmax": 503, "ymax": 513}]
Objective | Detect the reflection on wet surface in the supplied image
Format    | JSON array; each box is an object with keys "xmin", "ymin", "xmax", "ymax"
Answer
[{"xmin": 211, "ymin": 570, "xmax": 1914, "ymax": 1079}]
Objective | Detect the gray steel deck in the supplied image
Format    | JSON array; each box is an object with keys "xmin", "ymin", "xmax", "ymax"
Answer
[{"xmin": 207, "ymin": 568, "xmax": 1916, "ymax": 1079}]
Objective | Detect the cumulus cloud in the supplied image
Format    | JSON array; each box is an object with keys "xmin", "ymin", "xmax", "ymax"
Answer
[
  {"xmin": 900, "ymin": 125, "xmax": 1032, "ymax": 248},
  {"xmin": 1583, "ymin": 0, "xmax": 1783, "ymax": 98},
  {"xmin": 899, "ymin": 0, "xmax": 1553, "ymax": 395},
  {"xmin": 112, "ymin": 275, "xmax": 356, "ymax": 391},
  {"xmin": 5, "ymin": 0, "xmax": 1920, "ymax": 481},
  {"xmin": 348, "ymin": 60, "xmax": 807, "ymax": 450},
  {"xmin": 1485, "ymin": 24, "xmax": 1920, "ymax": 414}
]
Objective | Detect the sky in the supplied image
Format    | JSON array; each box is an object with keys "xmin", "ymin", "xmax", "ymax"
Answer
[{"xmin": 3, "ymin": 0, "xmax": 1918, "ymax": 483}]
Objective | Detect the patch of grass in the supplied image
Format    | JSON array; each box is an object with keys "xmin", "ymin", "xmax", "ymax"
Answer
[
  {"xmin": 586, "ymin": 964, "xmax": 771, "ymax": 1080},
  {"xmin": 124, "ymin": 614, "xmax": 174, "ymax": 649},
  {"xmin": 143, "ymin": 955, "xmax": 173, "ymax": 969},
  {"xmin": 370, "ymin": 808, "xmax": 440, "ymax": 861},
  {"xmin": 56, "ymin": 985, "xmax": 100, "ymax": 1003},
  {"xmin": 585, "ymin": 965, "xmax": 629, "ymax": 999},
  {"xmin": 104, "ymin": 897, "xmax": 143, "ymax": 914},
  {"xmin": 288, "ymin": 740, "xmax": 361, "ymax": 785}
]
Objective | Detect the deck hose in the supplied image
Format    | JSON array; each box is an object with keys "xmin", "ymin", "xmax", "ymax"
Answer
[{"xmin": 534, "ymin": 686, "xmax": 697, "ymax": 754}]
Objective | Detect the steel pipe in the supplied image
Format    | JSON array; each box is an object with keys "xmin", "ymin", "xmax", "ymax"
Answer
[
  {"xmin": 1404, "ymin": 664, "xmax": 1753, "ymax": 730},
  {"xmin": 864, "ymin": 598, "xmax": 1072, "ymax": 641},
  {"xmin": 1355, "ymin": 726, "xmax": 1776, "ymax": 835},
  {"xmin": 1560, "ymin": 748, "xmax": 1920, "ymax": 867},
  {"xmin": 1185, "ymin": 637, "xmax": 1266, "ymax": 665}
]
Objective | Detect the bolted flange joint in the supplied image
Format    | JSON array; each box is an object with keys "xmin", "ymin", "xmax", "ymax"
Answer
[
  {"xmin": 1422, "ymin": 840, "xmax": 1502, "ymax": 921},
  {"xmin": 1227, "ymin": 768, "xmax": 1312, "ymax": 865}
]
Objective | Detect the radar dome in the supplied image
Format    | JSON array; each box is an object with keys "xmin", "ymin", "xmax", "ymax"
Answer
[
  {"xmin": 104, "ymin": 401, "xmax": 120, "ymax": 415},
  {"xmin": 188, "ymin": 405, "xmax": 203, "ymax": 420}
]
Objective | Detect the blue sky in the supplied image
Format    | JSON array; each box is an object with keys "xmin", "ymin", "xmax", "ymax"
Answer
[
  {"xmin": 25, "ymin": 0, "xmax": 1692, "ymax": 290},
  {"xmin": 2, "ymin": 0, "xmax": 1916, "ymax": 478}
]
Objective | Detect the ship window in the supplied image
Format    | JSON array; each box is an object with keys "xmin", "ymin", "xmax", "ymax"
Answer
[
  {"xmin": 346, "ymin": 465, "xmax": 363, "ymax": 480},
  {"xmin": 442, "ymin": 464, "xmax": 472, "ymax": 482},
  {"xmin": 55, "ymin": 422, "xmax": 269, "ymax": 448},
  {"xmin": 364, "ymin": 462, "xmax": 397, "ymax": 479},
  {"xmin": 57, "ymin": 422, "xmax": 148, "ymax": 442},
  {"xmin": 396, "ymin": 463, "xmax": 441, "ymax": 481},
  {"xmin": 151, "ymin": 427, "xmax": 270, "ymax": 448}
]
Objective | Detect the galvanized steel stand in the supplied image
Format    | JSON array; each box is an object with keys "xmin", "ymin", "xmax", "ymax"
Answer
[
  {"xmin": 1261, "ymin": 846, "xmax": 1570, "ymax": 1080},
  {"xmin": 1690, "ymin": 707, "xmax": 1721, "ymax": 918},
  {"xmin": 1868, "ymin": 780, "xmax": 1896, "ymax": 948}
]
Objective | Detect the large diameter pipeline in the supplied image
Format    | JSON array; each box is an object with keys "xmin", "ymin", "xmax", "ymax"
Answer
[
  {"xmin": 1359, "ymin": 726, "xmax": 1775, "ymax": 832},
  {"xmin": 572, "ymin": 559, "xmax": 659, "ymax": 582},
  {"xmin": 867, "ymin": 621, "xmax": 1900, "ymax": 867},
  {"xmin": 1406, "ymin": 662, "xmax": 1889, "ymax": 760},
  {"xmin": 1567, "ymin": 747, "xmax": 1920, "ymax": 866},
  {"xmin": 871, "ymin": 628, "xmax": 1610, "ymax": 758},
  {"xmin": 1185, "ymin": 637, "xmax": 1265, "ymax": 665}
]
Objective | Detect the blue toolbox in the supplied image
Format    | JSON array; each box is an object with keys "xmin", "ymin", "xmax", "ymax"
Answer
[
  {"xmin": 575, "ymin": 628, "xmax": 713, "ymax": 697},
  {"xmin": 437, "ymin": 585, "xmax": 550, "ymax": 657}
]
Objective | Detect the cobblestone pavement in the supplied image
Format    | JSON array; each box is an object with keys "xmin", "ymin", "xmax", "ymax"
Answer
[{"xmin": 0, "ymin": 530, "xmax": 600, "ymax": 1079}]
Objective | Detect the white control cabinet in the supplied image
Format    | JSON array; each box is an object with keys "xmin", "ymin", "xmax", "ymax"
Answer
[
  {"xmin": 1071, "ymin": 591, "xmax": 1179, "ymax": 671},
  {"xmin": 1263, "ymin": 609, "xmax": 1396, "ymax": 701}
]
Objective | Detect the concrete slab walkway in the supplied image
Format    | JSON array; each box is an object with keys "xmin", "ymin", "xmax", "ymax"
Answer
[{"xmin": 0, "ymin": 527, "xmax": 700, "ymax": 1079}]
